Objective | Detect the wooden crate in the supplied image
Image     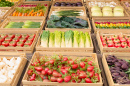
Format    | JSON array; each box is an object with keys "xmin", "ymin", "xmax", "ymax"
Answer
[
  {"xmin": 51, "ymin": 0, "xmax": 85, "ymax": 9},
  {"xmin": 22, "ymin": 51, "xmax": 103, "ymax": 86},
  {"xmin": 0, "ymin": 30, "xmax": 39, "ymax": 53},
  {"xmin": 22, "ymin": 0, "xmax": 52, "ymax": 5},
  {"xmin": 36, "ymin": 30, "xmax": 93, "ymax": 52},
  {"xmin": 0, "ymin": 52, "xmax": 27, "ymax": 86},
  {"xmin": 92, "ymin": 18, "xmax": 130, "ymax": 32},
  {"xmin": 96, "ymin": 31, "xmax": 130, "ymax": 54},
  {"xmin": 0, "ymin": 18, "xmax": 45, "ymax": 33},
  {"xmin": 7, "ymin": 1, "xmax": 49, "ymax": 19},
  {"xmin": 102, "ymin": 53, "xmax": 130, "ymax": 86},
  {"xmin": 45, "ymin": 16, "xmax": 91, "ymax": 31},
  {"xmin": 48, "ymin": 7, "xmax": 87, "ymax": 17}
]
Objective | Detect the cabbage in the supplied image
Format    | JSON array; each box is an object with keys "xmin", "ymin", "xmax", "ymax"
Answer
[
  {"xmin": 92, "ymin": 11, "xmax": 102, "ymax": 16},
  {"xmin": 54, "ymin": 31, "xmax": 62, "ymax": 47},
  {"xmin": 102, "ymin": 6, "xmax": 112, "ymax": 12},
  {"xmin": 114, "ymin": 6, "xmax": 124, "ymax": 12},
  {"xmin": 91, "ymin": 6, "xmax": 101, "ymax": 12},
  {"xmin": 73, "ymin": 31, "xmax": 80, "ymax": 48},
  {"xmin": 49, "ymin": 32, "xmax": 55, "ymax": 47},
  {"xmin": 114, "ymin": 10, "xmax": 124, "ymax": 16},
  {"xmin": 103, "ymin": 10, "xmax": 113, "ymax": 16},
  {"xmin": 85, "ymin": 32, "xmax": 91, "ymax": 48},
  {"xmin": 41, "ymin": 31, "xmax": 50, "ymax": 47}
]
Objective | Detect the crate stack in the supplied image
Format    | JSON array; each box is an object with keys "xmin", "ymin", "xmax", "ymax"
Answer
[{"xmin": 0, "ymin": 0, "xmax": 130, "ymax": 86}]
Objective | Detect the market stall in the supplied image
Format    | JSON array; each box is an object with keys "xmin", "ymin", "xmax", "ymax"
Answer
[{"xmin": 0, "ymin": 0, "xmax": 130, "ymax": 86}]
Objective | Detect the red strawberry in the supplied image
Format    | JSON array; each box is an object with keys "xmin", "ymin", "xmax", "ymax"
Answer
[
  {"xmin": 64, "ymin": 76, "xmax": 71, "ymax": 82},
  {"xmin": 108, "ymin": 43, "xmax": 114, "ymax": 47},
  {"xmin": 113, "ymin": 39, "xmax": 120, "ymax": 44}
]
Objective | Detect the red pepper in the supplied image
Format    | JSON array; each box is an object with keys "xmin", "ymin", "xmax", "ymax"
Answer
[
  {"xmin": 24, "ymin": 40, "xmax": 32, "ymax": 46},
  {"xmin": 17, "ymin": 41, "xmax": 24, "ymax": 47},
  {"xmin": 0, "ymin": 37, "xmax": 5, "ymax": 42},
  {"xmin": 2, "ymin": 41, "xmax": 9, "ymax": 47},
  {"xmin": 9, "ymin": 41, "xmax": 16, "ymax": 47},
  {"xmin": 8, "ymin": 34, "xmax": 15, "ymax": 39},
  {"xmin": 19, "ymin": 38, "xmax": 26, "ymax": 43},
  {"xmin": 34, "ymin": 67, "xmax": 43, "ymax": 71},
  {"xmin": 27, "ymin": 69, "xmax": 33, "ymax": 76},
  {"xmin": 12, "ymin": 38, "xmax": 19, "ymax": 42},
  {"xmin": 15, "ymin": 34, "xmax": 22, "ymax": 38},
  {"xmin": 5, "ymin": 37, "xmax": 12, "ymax": 42}
]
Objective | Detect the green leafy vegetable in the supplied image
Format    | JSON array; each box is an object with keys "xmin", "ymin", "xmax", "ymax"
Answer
[
  {"xmin": 49, "ymin": 32, "xmax": 55, "ymax": 47},
  {"xmin": 85, "ymin": 32, "xmax": 91, "ymax": 47},
  {"xmin": 73, "ymin": 31, "xmax": 80, "ymax": 48},
  {"xmin": 54, "ymin": 31, "xmax": 62, "ymax": 47},
  {"xmin": 41, "ymin": 31, "xmax": 50, "ymax": 47},
  {"xmin": 61, "ymin": 32, "xmax": 65, "ymax": 47},
  {"xmin": 79, "ymin": 31, "xmax": 86, "ymax": 48}
]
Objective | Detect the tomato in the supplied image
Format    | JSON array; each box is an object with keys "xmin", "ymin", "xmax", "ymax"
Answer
[
  {"xmin": 15, "ymin": 34, "xmax": 22, "ymax": 38},
  {"xmin": 17, "ymin": 41, "xmax": 24, "ymax": 47},
  {"xmin": 47, "ymin": 70, "xmax": 52, "ymax": 75},
  {"xmin": 68, "ymin": 60, "xmax": 74, "ymax": 65},
  {"xmin": 95, "ymin": 73, "xmax": 100, "ymax": 81},
  {"xmin": 50, "ymin": 77, "xmax": 57, "ymax": 82},
  {"xmin": 85, "ymin": 78, "xmax": 92, "ymax": 83},
  {"xmin": 64, "ymin": 67, "xmax": 70, "ymax": 71},
  {"xmin": 87, "ymin": 66, "xmax": 94, "ymax": 72},
  {"xmin": 5, "ymin": 37, "xmax": 12, "ymax": 42},
  {"xmin": 52, "ymin": 71, "xmax": 60, "ymax": 77},
  {"xmin": 28, "ymin": 36, "xmax": 34, "ymax": 41},
  {"xmin": 63, "ymin": 57, "xmax": 68, "ymax": 61},
  {"xmin": 43, "ymin": 79, "xmax": 50, "ymax": 82},
  {"xmin": 8, "ymin": 34, "xmax": 15, "ymax": 39},
  {"xmin": 88, "ymin": 61, "xmax": 93, "ymax": 66},
  {"xmin": 19, "ymin": 38, "xmax": 26, "ymax": 43},
  {"xmin": 9, "ymin": 41, "xmax": 17, "ymax": 47},
  {"xmin": 57, "ymin": 77, "xmax": 63, "ymax": 83},
  {"xmin": 45, "ymin": 68, "xmax": 49, "ymax": 73},
  {"xmin": 49, "ymin": 59, "xmax": 54, "ymax": 64},
  {"xmin": 79, "ymin": 73, "xmax": 87, "ymax": 79},
  {"xmin": 64, "ymin": 76, "xmax": 71, "ymax": 82},
  {"xmin": 24, "ymin": 40, "xmax": 32, "ymax": 46},
  {"xmin": 72, "ymin": 64, "xmax": 78, "ymax": 69},
  {"xmin": 41, "ymin": 70, "xmax": 47, "ymax": 75},
  {"xmin": 34, "ymin": 67, "xmax": 43, "ymax": 71},
  {"xmin": 0, "ymin": 37, "xmax": 4, "ymax": 42},
  {"xmin": 12, "ymin": 38, "xmax": 19, "ymax": 42},
  {"xmin": 45, "ymin": 62, "xmax": 49, "ymax": 66},
  {"xmin": 2, "ymin": 41, "xmax": 9, "ymax": 47},
  {"xmin": 27, "ymin": 69, "xmax": 33, "ymax": 76},
  {"xmin": 1, "ymin": 34, "xmax": 8, "ymax": 38},
  {"xmin": 80, "ymin": 62, "xmax": 85, "ymax": 68}
]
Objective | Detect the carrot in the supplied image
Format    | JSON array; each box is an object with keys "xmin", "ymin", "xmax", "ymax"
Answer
[
  {"xmin": 39, "ymin": 12, "xmax": 43, "ymax": 16},
  {"xmin": 16, "ymin": 12, "xmax": 19, "ymax": 16},
  {"xmin": 24, "ymin": 13, "xmax": 27, "ymax": 16},
  {"xmin": 18, "ymin": 13, "xmax": 22, "ymax": 16},
  {"xmin": 34, "ymin": 13, "xmax": 37, "ymax": 16},
  {"xmin": 12, "ymin": 11, "xmax": 17, "ymax": 16},
  {"xmin": 38, "ymin": 10, "xmax": 43, "ymax": 12},
  {"xmin": 31, "ymin": 13, "xmax": 34, "ymax": 16}
]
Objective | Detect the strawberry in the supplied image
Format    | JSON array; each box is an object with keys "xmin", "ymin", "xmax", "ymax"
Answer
[
  {"xmin": 113, "ymin": 39, "xmax": 120, "ymax": 44},
  {"xmin": 107, "ymin": 43, "xmax": 114, "ymax": 47},
  {"xmin": 57, "ymin": 78, "xmax": 63, "ymax": 83},
  {"xmin": 114, "ymin": 43, "xmax": 121, "ymax": 48},
  {"xmin": 64, "ymin": 76, "xmax": 71, "ymax": 82}
]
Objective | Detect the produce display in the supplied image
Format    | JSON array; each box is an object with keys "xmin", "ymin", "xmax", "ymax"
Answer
[
  {"xmin": 18, "ymin": 4, "xmax": 48, "ymax": 7},
  {"xmin": 5, "ymin": 21, "xmax": 41, "ymax": 28},
  {"xmin": 27, "ymin": 54, "xmax": 100, "ymax": 83},
  {"xmin": 100, "ymin": 34, "xmax": 130, "ymax": 48},
  {"xmin": 0, "ymin": 33, "xmax": 36, "ymax": 47},
  {"xmin": 47, "ymin": 15, "xmax": 88, "ymax": 28},
  {"xmin": 106, "ymin": 55, "xmax": 130, "ymax": 84},
  {"xmin": 95, "ymin": 22, "xmax": 130, "ymax": 29},
  {"xmin": 12, "ymin": 4, "xmax": 47, "ymax": 16},
  {"xmin": 91, "ymin": 6, "xmax": 124, "ymax": 16},
  {"xmin": 0, "ymin": 57, "xmax": 21, "ymax": 83},
  {"xmin": 40, "ymin": 30, "xmax": 91, "ymax": 48},
  {"xmin": 0, "ymin": 9, "xmax": 8, "ymax": 17},
  {"xmin": 51, "ymin": 10, "xmax": 84, "ymax": 16},
  {"xmin": 54, "ymin": 2, "xmax": 83, "ymax": 7},
  {"xmin": 88, "ymin": 1, "xmax": 117, "ymax": 7}
]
